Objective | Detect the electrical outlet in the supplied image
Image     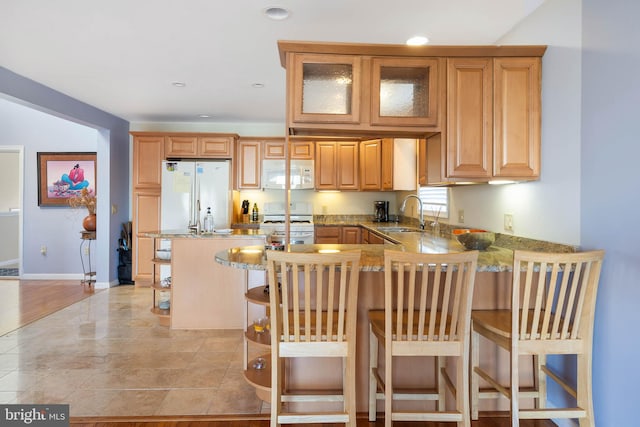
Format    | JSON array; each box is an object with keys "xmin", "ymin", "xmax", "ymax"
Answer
[
  {"xmin": 458, "ymin": 209, "xmax": 465, "ymax": 223},
  {"xmin": 40, "ymin": 245, "xmax": 47, "ymax": 255},
  {"xmin": 83, "ymin": 246, "xmax": 90, "ymax": 255},
  {"xmin": 504, "ymin": 213, "xmax": 514, "ymax": 232}
]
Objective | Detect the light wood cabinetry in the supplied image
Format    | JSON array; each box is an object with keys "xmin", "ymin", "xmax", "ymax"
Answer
[
  {"xmin": 283, "ymin": 46, "xmax": 443, "ymax": 135},
  {"xmin": 165, "ymin": 134, "xmax": 235, "ymax": 158},
  {"xmin": 370, "ymin": 57, "xmax": 440, "ymax": 127},
  {"xmin": 131, "ymin": 134, "xmax": 164, "ymax": 285},
  {"xmin": 315, "ymin": 226, "xmax": 361, "ymax": 244},
  {"xmin": 131, "ymin": 132, "xmax": 239, "ymax": 284},
  {"xmin": 236, "ymin": 138, "xmax": 262, "ymax": 189},
  {"xmin": 424, "ymin": 57, "xmax": 542, "ymax": 184},
  {"xmin": 446, "ymin": 58, "xmax": 493, "ymax": 179},
  {"xmin": 493, "ymin": 57, "xmax": 541, "ymax": 178},
  {"xmin": 263, "ymin": 140, "xmax": 314, "ymax": 159},
  {"xmin": 315, "ymin": 141, "xmax": 359, "ymax": 190},
  {"xmin": 359, "ymin": 138, "xmax": 394, "ymax": 191}
]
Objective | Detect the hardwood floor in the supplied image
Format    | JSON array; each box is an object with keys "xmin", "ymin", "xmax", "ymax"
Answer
[
  {"xmin": 70, "ymin": 413, "xmax": 557, "ymax": 426},
  {"xmin": 0, "ymin": 278, "xmax": 101, "ymax": 336}
]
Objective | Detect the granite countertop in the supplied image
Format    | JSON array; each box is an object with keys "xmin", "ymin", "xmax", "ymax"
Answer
[
  {"xmin": 144, "ymin": 228, "xmax": 268, "ymax": 239},
  {"xmin": 217, "ymin": 218, "xmax": 576, "ymax": 273}
]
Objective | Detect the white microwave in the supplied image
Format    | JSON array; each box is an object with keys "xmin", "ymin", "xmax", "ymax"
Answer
[{"xmin": 262, "ymin": 159, "xmax": 315, "ymax": 190}]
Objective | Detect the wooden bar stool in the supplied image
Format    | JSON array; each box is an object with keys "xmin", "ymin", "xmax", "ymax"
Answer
[
  {"xmin": 471, "ymin": 249, "xmax": 605, "ymax": 427},
  {"xmin": 266, "ymin": 249, "xmax": 362, "ymax": 427},
  {"xmin": 368, "ymin": 249, "xmax": 479, "ymax": 427}
]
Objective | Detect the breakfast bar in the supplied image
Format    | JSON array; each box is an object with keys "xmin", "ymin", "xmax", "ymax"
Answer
[{"xmin": 215, "ymin": 230, "xmax": 576, "ymax": 412}]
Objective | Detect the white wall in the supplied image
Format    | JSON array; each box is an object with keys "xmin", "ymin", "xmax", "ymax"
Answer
[{"xmin": 448, "ymin": 0, "xmax": 582, "ymax": 246}]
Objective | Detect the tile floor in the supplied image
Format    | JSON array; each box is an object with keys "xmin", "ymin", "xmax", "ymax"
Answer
[{"xmin": 0, "ymin": 286, "xmax": 268, "ymax": 417}]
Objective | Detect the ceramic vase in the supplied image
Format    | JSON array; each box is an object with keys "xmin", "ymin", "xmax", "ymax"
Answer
[{"xmin": 83, "ymin": 213, "xmax": 96, "ymax": 231}]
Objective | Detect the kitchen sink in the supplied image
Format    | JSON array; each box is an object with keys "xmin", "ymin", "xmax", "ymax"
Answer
[{"xmin": 376, "ymin": 226, "xmax": 423, "ymax": 233}]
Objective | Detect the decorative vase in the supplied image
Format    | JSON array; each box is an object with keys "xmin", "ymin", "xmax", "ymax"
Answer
[{"xmin": 83, "ymin": 213, "xmax": 96, "ymax": 231}]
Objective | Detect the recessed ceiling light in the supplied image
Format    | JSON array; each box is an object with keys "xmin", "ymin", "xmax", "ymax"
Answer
[
  {"xmin": 198, "ymin": 114, "xmax": 210, "ymax": 118},
  {"xmin": 406, "ymin": 36, "xmax": 429, "ymax": 46},
  {"xmin": 171, "ymin": 81, "xmax": 186, "ymax": 87},
  {"xmin": 252, "ymin": 83, "xmax": 265, "ymax": 88},
  {"xmin": 264, "ymin": 7, "xmax": 290, "ymax": 20}
]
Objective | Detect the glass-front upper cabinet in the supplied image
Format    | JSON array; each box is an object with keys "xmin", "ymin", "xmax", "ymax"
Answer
[
  {"xmin": 371, "ymin": 57, "xmax": 440, "ymax": 127},
  {"xmin": 291, "ymin": 53, "xmax": 361, "ymax": 124}
]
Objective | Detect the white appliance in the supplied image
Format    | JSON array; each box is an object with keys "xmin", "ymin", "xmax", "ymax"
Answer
[
  {"xmin": 262, "ymin": 159, "xmax": 315, "ymax": 190},
  {"xmin": 161, "ymin": 160, "xmax": 231, "ymax": 231},
  {"xmin": 261, "ymin": 201, "xmax": 314, "ymax": 244}
]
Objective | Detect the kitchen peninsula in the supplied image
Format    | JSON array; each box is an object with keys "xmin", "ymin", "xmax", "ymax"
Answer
[
  {"xmin": 144, "ymin": 229, "xmax": 267, "ymax": 329},
  {"xmin": 215, "ymin": 225, "xmax": 575, "ymax": 411}
]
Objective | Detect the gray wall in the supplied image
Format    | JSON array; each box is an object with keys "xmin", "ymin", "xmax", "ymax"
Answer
[
  {"xmin": 0, "ymin": 67, "xmax": 130, "ymax": 284},
  {"xmin": 582, "ymin": 0, "xmax": 640, "ymax": 425}
]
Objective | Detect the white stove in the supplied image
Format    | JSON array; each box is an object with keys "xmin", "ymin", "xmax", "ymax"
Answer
[{"xmin": 261, "ymin": 201, "xmax": 314, "ymax": 244}]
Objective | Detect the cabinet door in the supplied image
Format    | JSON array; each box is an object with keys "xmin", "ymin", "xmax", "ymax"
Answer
[
  {"xmin": 337, "ymin": 142, "xmax": 359, "ymax": 190},
  {"xmin": 165, "ymin": 136, "xmax": 198, "ymax": 157},
  {"xmin": 315, "ymin": 226, "xmax": 341, "ymax": 243},
  {"xmin": 133, "ymin": 135, "xmax": 164, "ymax": 189},
  {"xmin": 368, "ymin": 232, "xmax": 385, "ymax": 244},
  {"xmin": 132, "ymin": 191, "xmax": 161, "ymax": 284},
  {"xmin": 360, "ymin": 139, "xmax": 382, "ymax": 190},
  {"xmin": 264, "ymin": 140, "xmax": 314, "ymax": 159},
  {"xmin": 446, "ymin": 58, "xmax": 493, "ymax": 178},
  {"xmin": 341, "ymin": 226, "xmax": 361, "ymax": 244},
  {"xmin": 493, "ymin": 57, "xmax": 541, "ymax": 178},
  {"xmin": 315, "ymin": 142, "xmax": 338, "ymax": 190},
  {"xmin": 199, "ymin": 136, "xmax": 234, "ymax": 157},
  {"xmin": 381, "ymin": 138, "xmax": 394, "ymax": 190},
  {"xmin": 371, "ymin": 57, "xmax": 440, "ymax": 127},
  {"xmin": 291, "ymin": 53, "xmax": 361, "ymax": 124},
  {"xmin": 236, "ymin": 139, "xmax": 261, "ymax": 189}
]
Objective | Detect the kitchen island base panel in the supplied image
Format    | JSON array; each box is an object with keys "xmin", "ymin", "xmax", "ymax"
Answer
[{"xmin": 170, "ymin": 237, "xmax": 264, "ymax": 329}]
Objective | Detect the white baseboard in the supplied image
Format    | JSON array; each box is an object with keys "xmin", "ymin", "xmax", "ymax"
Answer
[{"xmin": 19, "ymin": 273, "xmax": 111, "ymax": 289}]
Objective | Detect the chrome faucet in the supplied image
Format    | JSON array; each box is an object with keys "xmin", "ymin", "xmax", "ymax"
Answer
[{"xmin": 400, "ymin": 194, "xmax": 425, "ymax": 230}]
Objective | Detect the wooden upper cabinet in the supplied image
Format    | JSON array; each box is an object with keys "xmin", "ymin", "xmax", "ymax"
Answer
[
  {"xmin": 132, "ymin": 134, "xmax": 164, "ymax": 189},
  {"xmin": 493, "ymin": 57, "xmax": 541, "ymax": 178},
  {"xmin": 290, "ymin": 53, "xmax": 361, "ymax": 124},
  {"xmin": 263, "ymin": 140, "xmax": 314, "ymax": 159},
  {"xmin": 360, "ymin": 139, "xmax": 382, "ymax": 191},
  {"xmin": 446, "ymin": 58, "xmax": 493, "ymax": 179},
  {"xmin": 236, "ymin": 139, "xmax": 261, "ymax": 189},
  {"xmin": 381, "ymin": 138, "xmax": 394, "ymax": 190},
  {"xmin": 315, "ymin": 141, "xmax": 359, "ymax": 190},
  {"xmin": 371, "ymin": 57, "xmax": 440, "ymax": 127},
  {"xmin": 165, "ymin": 134, "xmax": 235, "ymax": 158}
]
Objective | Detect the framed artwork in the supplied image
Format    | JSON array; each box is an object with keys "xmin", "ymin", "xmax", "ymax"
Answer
[{"xmin": 37, "ymin": 152, "xmax": 97, "ymax": 207}]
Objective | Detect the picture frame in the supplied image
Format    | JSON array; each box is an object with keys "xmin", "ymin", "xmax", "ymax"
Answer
[{"xmin": 37, "ymin": 152, "xmax": 97, "ymax": 207}]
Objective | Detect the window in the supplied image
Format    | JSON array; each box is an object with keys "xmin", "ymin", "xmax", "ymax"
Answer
[{"xmin": 418, "ymin": 186, "xmax": 449, "ymax": 219}]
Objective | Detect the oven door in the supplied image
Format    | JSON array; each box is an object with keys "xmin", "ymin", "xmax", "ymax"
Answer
[{"xmin": 270, "ymin": 231, "xmax": 314, "ymax": 245}]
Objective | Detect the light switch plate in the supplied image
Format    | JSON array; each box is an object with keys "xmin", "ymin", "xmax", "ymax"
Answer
[
  {"xmin": 458, "ymin": 209, "xmax": 465, "ymax": 223},
  {"xmin": 504, "ymin": 213, "xmax": 514, "ymax": 232}
]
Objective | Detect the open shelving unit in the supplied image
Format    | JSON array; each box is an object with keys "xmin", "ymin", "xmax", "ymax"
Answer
[
  {"xmin": 150, "ymin": 238, "xmax": 171, "ymax": 326},
  {"xmin": 243, "ymin": 283, "xmax": 272, "ymax": 402}
]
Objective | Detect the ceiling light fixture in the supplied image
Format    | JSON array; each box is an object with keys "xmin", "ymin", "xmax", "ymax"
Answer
[
  {"xmin": 252, "ymin": 83, "xmax": 265, "ymax": 88},
  {"xmin": 171, "ymin": 81, "xmax": 186, "ymax": 87},
  {"xmin": 198, "ymin": 114, "xmax": 211, "ymax": 118},
  {"xmin": 406, "ymin": 35, "xmax": 429, "ymax": 46},
  {"xmin": 264, "ymin": 7, "xmax": 290, "ymax": 20}
]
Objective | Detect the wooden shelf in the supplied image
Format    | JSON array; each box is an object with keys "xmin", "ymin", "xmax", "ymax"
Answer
[
  {"xmin": 245, "ymin": 326, "xmax": 271, "ymax": 348},
  {"xmin": 150, "ymin": 307, "xmax": 170, "ymax": 317},
  {"xmin": 245, "ymin": 286, "xmax": 270, "ymax": 305},
  {"xmin": 243, "ymin": 354, "xmax": 272, "ymax": 393},
  {"xmin": 151, "ymin": 282, "xmax": 171, "ymax": 291}
]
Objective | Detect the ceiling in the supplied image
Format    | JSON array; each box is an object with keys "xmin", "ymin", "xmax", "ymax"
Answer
[{"xmin": 0, "ymin": 0, "xmax": 546, "ymax": 124}]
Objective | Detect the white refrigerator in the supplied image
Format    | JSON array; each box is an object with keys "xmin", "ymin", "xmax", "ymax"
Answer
[{"xmin": 161, "ymin": 160, "xmax": 231, "ymax": 231}]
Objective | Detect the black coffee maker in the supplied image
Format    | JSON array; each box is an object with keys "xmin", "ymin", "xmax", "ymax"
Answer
[{"xmin": 374, "ymin": 201, "xmax": 389, "ymax": 222}]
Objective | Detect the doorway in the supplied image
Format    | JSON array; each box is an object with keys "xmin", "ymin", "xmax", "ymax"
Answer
[{"xmin": 0, "ymin": 148, "xmax": 22, "ymax": 278}]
